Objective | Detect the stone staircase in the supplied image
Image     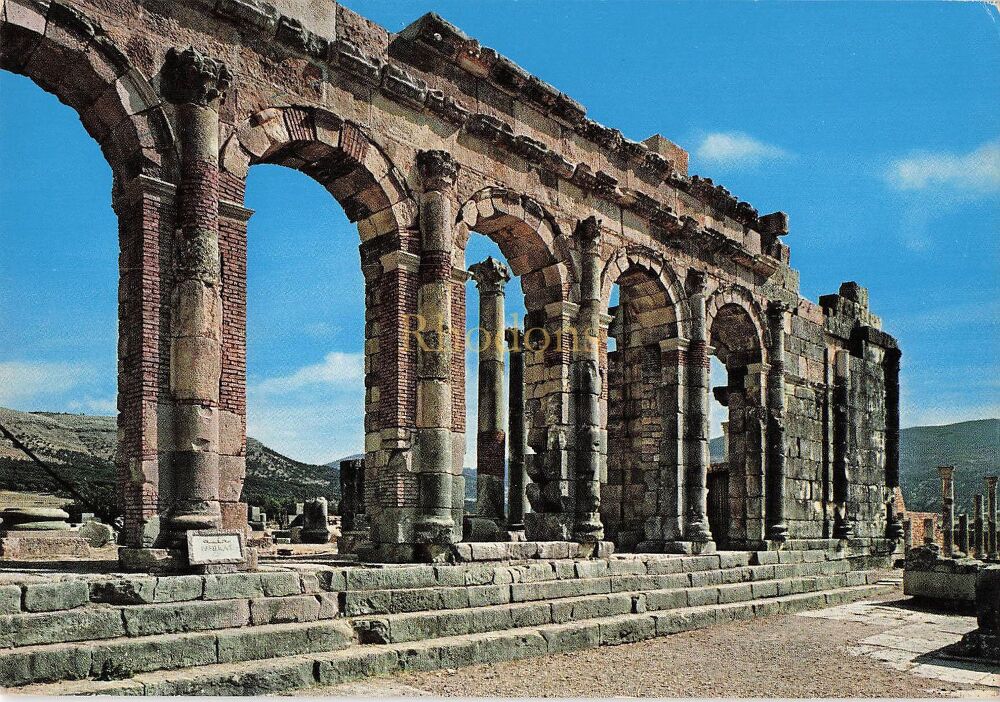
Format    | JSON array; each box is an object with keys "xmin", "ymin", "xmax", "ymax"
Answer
[{"xmin": 1, "ymin": 549, "xmax": 896, "ymax": 695}]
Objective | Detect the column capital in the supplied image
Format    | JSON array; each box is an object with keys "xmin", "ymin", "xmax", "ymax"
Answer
[
  {"xmin": 505, "ymin": 326, "xmax": 524, "ymax": 350},
  {"xmin": 986, "ymin": 475, "xmax": 999, "ymax": 488},
  {"xmin": 938, "ymin": 465, "xmax": 956, "ymax": 481},
  {"xmin": 161, "ymin": 46, "xmax": 232, "ymax": 107},
  {"xmin": 766, "ymin": 299, "xmax": 792, "ymax": 319},
  {"xmin": 659, "ymin": 337, "xmax": 690, "ymax": 353},
  {"xmin": 379, "ymin": 249, "xmax": 421, "ymax": 275},
  {"xmin": 416, "ymin": 149, "xmax": 458, "ymax": 191},
  {"xmin": 687, "ymin": 268, "xmax": 708, "ymax": 296},
  {"xmin": 469, "ymin": 256, "xmax": 511, "ymax": 295}
]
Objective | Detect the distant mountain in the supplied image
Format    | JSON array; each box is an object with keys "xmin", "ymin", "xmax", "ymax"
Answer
[
  {"xmin": 0, "ymin": 406, "xmax": 339, "ymax": 519},
  {"xmin": 709, "ymin": 419, "xmax": 999, "ymax": 514}
]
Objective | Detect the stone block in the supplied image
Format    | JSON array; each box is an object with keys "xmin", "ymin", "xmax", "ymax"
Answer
[
  {"xmin": 90, "ymin": 576, "xmax": 158, "ymax": 605},
  {"xmin": 686, "ymin": 587, "xmax": 720, "ymax": 607},
  {"xmin": 468, "ymin": 583, "xmax": 510, "ymax": 607},
  {"xmin": 644, "ymin": 589, "xmax": 687, "ymax": 612},
  {"xmin": 467, "ymin": 606, "xmax": 512, "ymax": 634},
  {"xmin": 216, "ymin": 625, "xmax": 312, "ymax": 663},
  {"xmin": 435, "ymin": 608, "xmax": 472, "ymax": 637},
  {"xmin": 510, "ymin": 601, "xmax": 552, "ymax": 628},
  {"xmin": 472, "ymin": 631, "xmax": 547, "ymax": 663},
  {"xmin": 316, "ymin": 592, "xmax": 340, "ymax": 619},
  {"xmin": 250, "ymin": 594, "xmax": 321, "ymax": 625},
  {"xmin": 0, "ymin": 584, "xmax": 22, "ymax": 614},
  {"xmin": 314, "ymin": 648, "xmax": 399, "ymax": 685},
  {"xmin": 315, "ymin": 568, "xmax": 349, "ymax": 592},
  {"xmin": 0, "ymin": 646, "xmax": 93, "ymax": 687},
  {"xmin": 719, "ymin": 583, "xmax": 754, "ymax": 604},
  {"xmin": 122, "ymin": 599, "xmax": 250, "ymax": 636},
  {"xmin": 144, "ymin": 658, "xmax": 315, "ymax": 696},
  {"xmin": 90, "ymin": 631, "xmax": 217, "ymax": 679},
  {"xmin": 22, "ymin": 580, "xmax": 88, "ymax": 612},
  {"xmin": 543, "ymin": 621, "xmax": 601, "ymax": 653},
  {"xmin": 260, "ymin": 572, "xmax": 302, "ymax": 597},
  {"xmin": 397, "ymin": 642, "xmax": 440, "ymax": 671},
  {"xmin": 751, "ymin": 580, "xmax": 780, "ymax": 599},
  {"xmin": 388, "ymin": 613, "xmax": 439, "ymax": 642},
  {"xmin": 342, "ymin": 590, "xmax": 391, "ymax": 616},
  {"xmin": 154, "ymin": 575, "xmax": 205, "ymax": 602},
  {"xmin": 0, "ymin": 608, "xmax": 126, "ymax": 648},
  {"xmin": 202, "ymin": 573, "xmax": 264, "ymax": 600},
  {"xmin": 346, "ymin": 565, "xmax": 437, "ymax": 590},
  {"xmin": 599, "ymin": 615, "xmax": 655, "ymax": 645},
  {"xmin": 390, "ymin": 587, "xmax": 439, "ymax": 613},
  {"xmin": 689, "ymin": 569, "xmax": 723, "ymax": 587}
]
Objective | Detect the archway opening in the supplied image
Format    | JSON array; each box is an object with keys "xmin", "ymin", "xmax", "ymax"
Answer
[
  {"xmin": 708, "ymin": 302, "xmax": 765, "ymax": 550},
  {"xmin": 0, "ymin": 71, "xmax": 119, "ymax": 522},
  {"xmin": 602, "ymin": 266, "xmax": 678, "ymax": 551},
  {"xmin": 243, "ymin": 164, "xmax": 363, "ymax": 526}
]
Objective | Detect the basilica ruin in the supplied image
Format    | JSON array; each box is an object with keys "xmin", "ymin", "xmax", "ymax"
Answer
[{"xmin": 0, "ymin": 0, "xmax": 927, "ymax": 694}]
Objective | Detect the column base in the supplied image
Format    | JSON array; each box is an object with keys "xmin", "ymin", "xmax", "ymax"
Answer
[
  {"xmin": 118, "ymin": 546, "xmax": 258, "ymax": 574},
  {"xmin": 524, "ymin": 512, "xmax": 573, "ymax": 542},
  {"xmin": 463, "ymin": 516, "xmax": 505, "ymax": 542},
  {"xmin": 656, "ymin": 540, "xmax": 717, "ymax": 555}
]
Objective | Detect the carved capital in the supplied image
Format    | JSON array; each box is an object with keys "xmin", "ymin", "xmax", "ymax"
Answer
[
  {"xmin": 767, "ymin": 299, "xmax": 791, "ymax": 321},
  {"xmin": 687, "ymin": 269, "xmax": 708, "ymax": 296},
  {"xmin": 162, "ymin": 47, "xmax": 232, "ymax": 107},
  {"xmin": 417, "ymin": 149, "xmax": 458, "ymax": 191},
  {"xmin": 575, "ymin": 215, "xmax": 601, "ymax": 250},
  {"xmin": 469, "ymin": 256, "xmax": 511, "ymax": 295}
]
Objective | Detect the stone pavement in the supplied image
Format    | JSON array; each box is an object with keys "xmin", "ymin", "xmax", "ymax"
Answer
[{"xmin": 802, "ymin": 596, "xmax": 1000, "ymax": 690}]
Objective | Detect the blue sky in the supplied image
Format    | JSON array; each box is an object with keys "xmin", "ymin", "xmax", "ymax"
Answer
[{"xmin": 0, "ymin": 1, "xmax": 997, "ymax": 464}]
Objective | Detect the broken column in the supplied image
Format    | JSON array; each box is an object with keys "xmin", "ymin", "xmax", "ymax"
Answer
[
  {"xmin": 974, "ymin": 494, "xmax": 985, "ymax": 559},
  {"xmin": 161, "ymin": 47, "xmax": 232, "ymax": 545},
  {"xmin": 469, "ymin": 257, "xmax": 511, "ymax": 523},
  {"xmin": 414, "ymin": 150, "xmax": 459, "ymax": 548},
  {"xmin": 903, "ymin": 518, "xmax": 912, "ymax": 554},
  {"xmin": 765, "ymin": 301, "xmax": 789, "ymax": 543},
  {"xmin": 988, "ymin": 476, "xmax": 999, "ymax": 560},
  {"xmin": 939, "ymin": 465, "xmax": 955, "ymax": 557},
  {"xmin": 573, "ymin": 216, "xmax": 604, "ymax": 543},
  {"xmin": 301, "ymin": 497, "xmax": 332, "ymax": 544},
  {"xmin": 684, "ymin": 270, "xmax": 714, "ymax": 549},
  {"xmin": 958, "ymin": 514, "xmax": 969, "ymax": 557},
  {"xmin": 338, "ymin": 458, "xmax": 365, "ymax": 533},
  {"xmin": 506, "ymin": 327, "xmax": 527, "ymax": 529},
  {"xmin": 923, "ymin": 517, "xmax": 935, "ymax": 546}
]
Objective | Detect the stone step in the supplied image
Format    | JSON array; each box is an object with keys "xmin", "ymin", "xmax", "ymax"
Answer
[
  {"xmin": 11, "ymin": 582, "xmax": 893, "ymax": 696},
  {"xmin": 0, "ymin": 618, "xmax": 355, "ymax": 688},
  {"xmin": 338, "ymin": 558, "xmax": 853, "ymax": 615},
  {"xmin": 348, "ymin": 570, "xmax": 882, "ymax": 644}
]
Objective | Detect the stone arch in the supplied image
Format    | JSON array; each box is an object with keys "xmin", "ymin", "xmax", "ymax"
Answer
[
  {"xmin": 219, "ymin": 105, "xmax": 420, "ymax": 542},
  {"xmin": 0, "ymin": 1, "xmax": 175, "ymax": 181},
  {"xmin": 600, "ymin": 245, "xmax": 690, "ymax": 340},
  {"xmin": 222, "ymin": 105, "xmax": 417, "ymax": 241},
  {"xmin": 704, "ymin": 283, "xmax": 770, "ymax": 549},
  {"xmin": 1, "ymin": 2, "xmax": 178, "ymax": 544}
]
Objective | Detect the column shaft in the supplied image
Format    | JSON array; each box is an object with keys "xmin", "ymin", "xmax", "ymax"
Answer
[
  {"xmin": 506, "ymin": 328, "xmax": 527, "ymax": 528},
  {"xmin": 573, "ymin": 216, "xmax": 604, "ymax": 542},
  {"xmin": 832, "ymin": 349, "xmax": 853, "ymax": 539},
  {"xmin": 974, "ymin": 494, "xmax": 984, "ymax": 559},
  {"xmin": 685, "ymin": 272, "xmax": 712, "ymax": 544},
  {"xmin": 939, "ymin": 465, "xmax": 955, "ymax": 557},
  {"xmin": 413, "ymin": 150, "xmax": 459, "ymax": 545},
  {"xmin": 988, "ymin": 476, "xmax": 999, "ymax": 560},
  {"xmin": 884, "ymin": 348, "xmax": 904, "ymax": 540},
  {"xmin": 765, "ymin": 301, "xmax": 789, "ymax": 543}
]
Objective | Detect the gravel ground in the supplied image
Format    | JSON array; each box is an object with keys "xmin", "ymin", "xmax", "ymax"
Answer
[{"xmin": 303, "ymin": 589, "xmax": 994, "ymax": 698}]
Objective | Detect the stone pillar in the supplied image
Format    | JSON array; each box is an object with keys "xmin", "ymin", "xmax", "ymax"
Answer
[
  {"xmin": 903, "ymin": 518, "xmax": 912, "ymax": 554},
  {"xmin": 160, "ymin": 47, "xmax": 232, "ymax": 544},
  {"xmin": 884, "ymin": 347, "xmax": 904, "ymax": 540},
  {"xmin": 832, "ymin": 349, "xmax": 853, "ymax": 539},
  {"xmin": 974, "ymin": 494, "xmax": 984, "ymax": 559},
  {"xmin": 506, "ymin": 327, "xmax": 527, "ymax": 529},
  {"xmin": 939, "ymin": 465, "xmax": 955, "ymax": 557},
  {"xmin": 765, "ymin": 301, "xmax": 789, "ymax": 543},
  {"xmin": 923, "ymin": 517, "xmax": 935, "ymax": 546},
  {"xmin": 957, "ymin": 514, "xmax": 969, "ymax": 557},
  {"xmin": 684, "ymin": 270, "xmax": 713, "ymax": 548},
  {"xmin": 414, "ymin": 150, "xmax": 459, "ymax": 547},
  {"xmin": 573, "ymin": 216, "xmax": 604, "ymax": 543},
  {"xmin": 469, "ymin": 258, "xmax": 511, "ymax": 522},
  {"xmin": 987, "ymin": 476, "xmax": 999, "ymax": 561},
  {"xmin": 657, "ymin": 338, "xmax": 689, "ymax": 544},
  {"xmin": 301, "ymin": 497, "xmax": 332, "ymax": 544}
]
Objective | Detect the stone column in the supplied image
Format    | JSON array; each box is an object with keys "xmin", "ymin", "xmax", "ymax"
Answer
[
  {"xmin": 957, "ymin": 514, "xmax": 969, "ymax": 557},
  {"xmin": 684, "ymin": 270, "xmax": 713, "ymax": 547},
  {"xmin": 506, "ymin": 327, "xmax": 527, "ymax": 529},
  {"xmin": 884, "ymin": 347, "xmax": 905, "ymax": 540},
  {"xmin": 573, "ymin": 216, "xmax": 604, "ymax": 543},
  {"xmin": 923, "ymin": 517, "xmax": 935, "ymax": 546},
  {"xmin": 939, "ymin": 465, "xmax": 955, "ymax": 557},
  {"xmin": 987, "ymin": 476, "xmax": 999, "ymax": 561},
  {"xmin": 765, "ymin": 301, "xmax": 789, "ymax": 543},
  {"xmin": 903, "ymin": 518, "xmax": 912, "ymax": 554},
  {"xmin": 657, "ymin": 338, "xmax": 689, "ymax": 544},
  {"xmin": 469, "ymin": 257, "xmax": 510, "ymax": 522},
  {"xmin": 974, "ymin": 494, "xmax": 984, "ymax": 559},
  {"xmin": 832, "ymin": 349, "xmax": 853, "ymax": 539},
  {"xmin": 414, "ymin": 150, "xmax": 459, "ymax": 546},
  {"xmin": 161, "ymin": 47, "xmax": 232, "ymax": 543}
]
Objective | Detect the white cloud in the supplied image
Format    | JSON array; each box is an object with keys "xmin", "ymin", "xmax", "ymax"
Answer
[
  {"xmin": 0, "ymin": 361, "xmax": 95, "ymax": 406},
  {"xmin": 886, "ymin": 139, "xmax": 1000, "ymax": 194},
  {"xmin": 253, "ymin": 352, "xmax": 364, "ymax": 395},
  {"xmin": 695, "ymin": 131, "xmax": 789, "ymax": 168}
]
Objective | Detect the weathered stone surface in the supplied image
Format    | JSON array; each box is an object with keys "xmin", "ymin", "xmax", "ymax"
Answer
[
  {"xmin": 0, "ymin": 608, "xmax": 126, "ymax": 648},
  {"xmin": 121, "ymin": 599, "xmax": 251, "ymax": 636},
  {"xmin": 22, "ymin": 581, "xmax": 89, "ymax": 612}
]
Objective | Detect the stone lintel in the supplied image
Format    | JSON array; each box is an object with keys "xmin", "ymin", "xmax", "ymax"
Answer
[
  {"xmin": 219, "ymin": 199, "xmax": 254, "ymax": 222},
  {"xmin": 380, "ymin": 250, "xmax": 421, "ymax": 274}
]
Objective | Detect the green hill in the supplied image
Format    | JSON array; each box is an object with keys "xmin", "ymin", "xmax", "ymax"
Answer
[{"xmin": 0, "ymin": 406, "xmax": 339, "ymax": 520}]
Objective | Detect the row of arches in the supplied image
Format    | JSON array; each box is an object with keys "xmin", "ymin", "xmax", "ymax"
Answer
[{"xmin": 1, "ymin": 3, "xmax": 782, "ymax": 558}]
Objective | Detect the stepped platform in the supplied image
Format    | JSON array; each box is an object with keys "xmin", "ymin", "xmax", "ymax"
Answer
[{"xmin": 0, "ymin": 548, "xmax": 897, "ymax": 695}]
